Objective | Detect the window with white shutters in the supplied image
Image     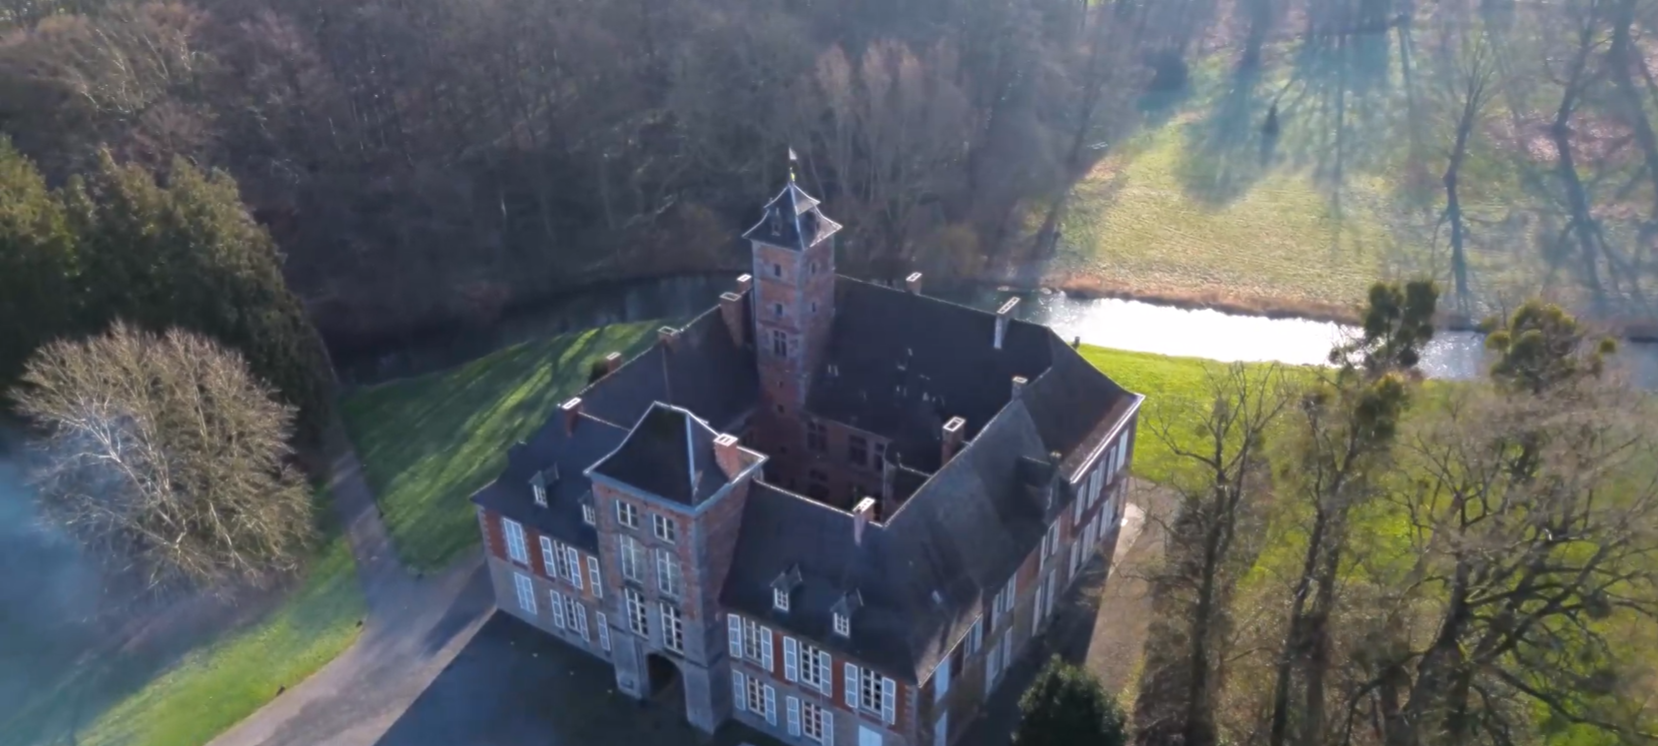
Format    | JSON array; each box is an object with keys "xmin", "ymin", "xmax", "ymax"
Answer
[
  {"xmin": 728, "ymin": 614, "xmax": 743, "ymax": 660},
  {"xmin": 934, "ymin": 654, "xmax": 951, "ymax": 701},
  {"xmin": 764, "ymin": 684, "xmax": 777, "ymax": 726},
  {"xmin": 802, "ymin": 701, "xmax": 829, "ymax": 743},
  {"xmin": 597, "ymin": 612, "xmax": 611, "ymax": 651},
  {"xmin": 800, "ymin": 643, "xmax": 829, "ymax": 691},
  {"xmin": 503, "ymin": 518, "xmax": 529, "ymax": 564},
  {"xmin": 513, "ymin": 572, "xmax": 536, "ymax": 614},
  {"xmin": 844, "ymin": 663, "xmax": 858, "ymax": 708},
  {"xmin": 569, "ymin": 597, "xmax": 588, "ymax": 641},
  {"xmin": 549, "ymin": 589, "xmax": 568, "ymax": 628},
  {"xmin": 741, "ymin": 674, "xmax": 767, "ymax": 714},
  {"xmin": 784, "ymin": 637, "xmax": 799, "ymax": 682},
  {"xmin": 566, "ymin": 547, "xmax": 583, "ymax": 588},
  {"xmin": 788, "ymin": 695, "xmax": 801, "ymax": 737},
  {"xmin": 587, "ymin": 556, "xmax": 602, "ymax": 597},
  {"xmin": 741, "ymin": 618, "xmax": 771, "ymax": 668},
  {"xmin": 541, "ymin": 536, "xmax": 561, "ymax": 579}
]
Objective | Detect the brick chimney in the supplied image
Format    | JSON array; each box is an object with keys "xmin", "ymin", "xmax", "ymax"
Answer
[
  {"xmin": 658, "ymin": 325, "xmax": 681, "ymax": 348},
  {"xmin": 604, "ymin": 352, "xmax": 623, "ymax": 374},
  {"xmin": 941, "ymin": 416, "xmax": 967, "ymax": 465},
  {"xmin": 735, "ymin": 273, "xmax": 753, "ymax": 294},
  {"xmin": 1011, "ymin": 375, "xmax": 1028, "ymax": 398},
  {"xmin": 561, "ymin": 397, "xmax": 583, "ymax": 434},
  {"xmin": 713, "ymin": 433, "xmax": 745, "ymax": 480},
  {"xmin": 905, "ymin": 272, "xmax": 923, "ymax": 295},
  {"xmin": 852, "ymin": 497, "xmax": 877, "ymax": 545},
  {"xmin": 719, "ymin": 292, "xmax": 746, "ymax": 346},
  {"xmin": 994, "ymin": 298, "xmax": 1020, "ymax": 350}
]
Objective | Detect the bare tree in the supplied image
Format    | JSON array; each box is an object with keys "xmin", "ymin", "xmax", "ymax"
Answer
[
  {"xmin": 1431, "ymin": 21, "xmax": 1501, "ymax": 314},
  {"xmin": 11, "ymin": 322, "xmax": 314, "ymax": 593},
  {"xmin": 1135, "ymin": 363, "xmax": 1293, "ymax": 746}
]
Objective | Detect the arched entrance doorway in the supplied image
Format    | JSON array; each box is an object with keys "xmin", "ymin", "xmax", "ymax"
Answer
[{"xmin": 644, "ymin": 653, "xmax": 685, "ymax": 712}]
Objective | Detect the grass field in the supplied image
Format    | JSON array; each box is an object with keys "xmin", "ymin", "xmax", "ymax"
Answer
[
  {"xmin": 340, "ymin": 322, "xmax": 659, "ymax": 571},
  {"xmin": 1049, "ymin": 28, "xmax": 1656, "ymax": 326},
  {"xmin": 0, "ymin": 493, "xmax": 366, "ymax": 746}
]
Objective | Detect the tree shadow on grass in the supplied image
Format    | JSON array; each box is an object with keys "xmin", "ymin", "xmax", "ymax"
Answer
[
  {"xmin": 1276, "ymin": 31, "xmax": 1399, "ymax": 193},
  {"xmin": 342, "ymin": 323, "xmax": 658, "ymax": 571},
  {"xmin": 1175, "ymin": 63, "xmax": 1276, "ymax": 207}
]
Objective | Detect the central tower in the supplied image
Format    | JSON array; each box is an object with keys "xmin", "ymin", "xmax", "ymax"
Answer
[{"xmin": 741, "ymin": 171, "xmax": 839, "ymax": 473}]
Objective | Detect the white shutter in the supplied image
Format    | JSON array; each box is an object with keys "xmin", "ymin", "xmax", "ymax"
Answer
[
  {"xmin": 765, "ymin": 684, "xmax": 777, "ymax": 726},
  {"xmin": 572, "ymin": 602, "xmax": 588, "ymax": 640},
  {"xmin": 513, "ymin": 572, "xmax": 536, "ymax": 614},
  {"xmin": 761, "ymin": 626, "xmax": 774, "ymax": 672},
  {"xmin": 934, "ymin": 655, "xmax": 951, "ymax": 701},
  {"xmin": 818, "ymin": 651, "xmax": 833, "ymax": 695},
  {"xmin": 728, "ymin": 614, "xmax": 743, "ymax": 659},
  {"xmin": 970, "ymin": 618, "xmax": 983, "ymax": 654},
  {"xmin": 549, "ymin": 590, "xmax": 567, "ymax": 629},
  {"xmin": 823, "ymin": 704, "xmax": 835, "ymax": 744},
  {"xmin": 1072, "ymin": 488, "xmax": 1085, "ymax": 524},
  {"xmin": 844, "ymin": 663, "xmax": 859, "ymax": 708},
  {"xmin": 881, "ymin": 676, "xmax": 895, "ymax": 724},
  {"xmin": 588, "ymin": 556, "xmax": 602, "ymax": 598},
  {"xmin": 540, "ymin": 536, "xmax": 557, "ymax": 577},
  {"xmin": 567, "ymin": 547, "xmax": 583, "ymax": 588},
  {"xmin": 787, "ymin": 696, "xmax": 801, "ymax": 736},
  {"xmin": 784, "ymin": 637, "xmax": 799, "ymax": 682},
  {"xmin": 1034, "ymin": 585, "xmax": 1046, "ymax": 629},
  {"xmin": 1039, "ymin": 532, "xmax": 1049, "ymax": 572},
  {"xmin": 733, "ymin": 671, "xmax": 746, "ymax": 712},
  {"xmin": 503, "ymin": 518, "xmax": 527, "ymax": 564},
  {"xmin": 597, "ymin": 612, "xmax": 611, "ymax": 651}
]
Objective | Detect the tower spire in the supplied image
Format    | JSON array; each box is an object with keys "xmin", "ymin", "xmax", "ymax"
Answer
[{"xmin": 787, "ymin": 147, "xmax": 798, "ymax": 183}]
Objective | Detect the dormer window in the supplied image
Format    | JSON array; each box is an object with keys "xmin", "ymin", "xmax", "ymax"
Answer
[
  {"xmin": 530, "ymin": 472, "xmax": 547, "ymax": 507},
  {"xmin": 582, "ymin": 503, "xmax": 596, "ymax": 526},
  {"xmin": 771, "ymin": 565, "xmax": 803, "ymax": 614},
  {"xmin": 833, "ymin": 612, "xmax": 851, "ymax": 637},
  {"xmin": 831, "ymin": 590, "xmax": 862, "ymax": 637},
  {"xmin": 773, "ymin": 588, "xmax": 790, "ymax": 612}
]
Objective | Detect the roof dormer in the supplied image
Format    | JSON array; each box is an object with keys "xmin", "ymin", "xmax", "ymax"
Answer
[
  {"xmin": 771, "ymin": 564, "xmax": 803, "ymax": 613},
  {"xmin": 831, "ymin": 589, "xmax": 863, "ymax": 637}
]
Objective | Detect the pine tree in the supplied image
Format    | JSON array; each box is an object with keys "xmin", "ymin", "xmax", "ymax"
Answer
[
  {"xmin": 0, "ymin": 138, "xmax": 77, "ymax": 388},
  {"xmin": 1014, "ymin": 658, "xmax": 1130, "ymax": 746}
]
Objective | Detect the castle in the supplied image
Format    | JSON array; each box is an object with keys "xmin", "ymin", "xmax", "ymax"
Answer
[{"xmin": 470, "ymin": 177, "xmax": 1142, "ymax": 746}]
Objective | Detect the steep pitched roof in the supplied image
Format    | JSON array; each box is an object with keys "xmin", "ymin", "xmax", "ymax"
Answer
[
  {"xmin": 720, "ymin": 399, "xmax": 1061, "ymax": 682},
  {"xmin": 741, "ymin": 182, "xmax": 843, "ymax": 251},
  {"xmin": 589, "ymin": 403, "xmax": 730, "ymax": 506},
  {"xmin": 581, "ymin": 308, "xmax": 759, "ymax": 431},
  {"xmin": 806, "ymin": 278, "xmax": 1053, "ymax": 471},
  {"xmin": 1021, "ymin": 336, "xmax": 1136, "ymax": 473},
  {"xmin": 470, "ymin": 412, "xmax": 627, "ymax": 552}
]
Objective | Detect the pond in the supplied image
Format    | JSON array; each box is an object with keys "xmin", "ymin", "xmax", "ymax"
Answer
[{"xmin": 328, "ymin": 274, "xmax": 1658, "ymax": 388}]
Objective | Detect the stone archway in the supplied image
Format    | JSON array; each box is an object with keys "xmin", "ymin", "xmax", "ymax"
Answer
[{"xmin": 644, "ymin": 653, "xmax": 685, "ymax": 715}]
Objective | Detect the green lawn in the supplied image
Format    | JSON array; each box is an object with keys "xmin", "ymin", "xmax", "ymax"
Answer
[
  {"xmin": 340, "ymin": 322, "xmax": 659, "ymax": 571},
  {"xmin": 0, "ymin": 494, "xmax": 366, "ymax": 746}
]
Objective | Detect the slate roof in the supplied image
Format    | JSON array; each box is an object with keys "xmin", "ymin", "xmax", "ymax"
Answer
[
  {"xmin": 589, "ymin": 403, "xmax": 730, "ymax": 507},
  {"xmin": 471, "ymin": 412, "xmax": 627, "ymax": 553},
  {"xmin": 806, "ymin": 278, "xmax": 1054, "ymax": 472},
  {"xmin": 741, "ymin": 181, "xmax": 843, "ymax": 251},
  {"xmin": 582, "ymin": 308, "xmax": 759, "ymax": 431},
  {"xmin": 721, "ymin": 399, "xmax": 1067, "ymax": 681}
]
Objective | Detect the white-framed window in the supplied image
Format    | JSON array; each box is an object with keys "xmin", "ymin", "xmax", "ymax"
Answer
[
  {"xmin": 597, "ymin": 611, "xmax": 611, "ymax": 651},
  {"xmin": 801, "ymin": 643, "xmax": 830, "ymax": 692},
  {"xmin": 513, "ymin": 572, "xmax": 536, "ymax": 614},
  {"xmin": 564, "ymin": 546, "xmax": 583, "ymax": 588},
  {"xmin": 846, "ymin": 664, "xmax": 897, "ymax": 724},
  {"xmin": 801, "ymin": 699, "xmax": 830, "ymax": 743},
  {"xmin": 502, "ymin": 518, "xmax": 529, "ymax": 565},
  {"xmin": 541, "ymin": 536, "xmax": 562, "ymax": 579},
  {"xmin": 1115, "ymin": 433, "xmax": 1130, "ymax": 476},
  {"xmin": 616, "ymin": 501, "xmax": 639, "ymax": 529},
  {"xmin": 625, "ymin": 588, "xmax": 649, "ymax": 636},
  {"xmin": 772, "ymin": 329, "xmax": 788, "ymax": 357},
  {"xmin": 656, "ymin": 549, "xmax": 683, "ymax": 597},
  {"xmin": 773, "ymin": 587, "xmax": 790, "ymax": 612},
  {"xmin": 568, "ymin": 595, "xmax": 588, "ymax": 641},
  {"xmin": 550, "ymin": 589, "xmax": 568, "ymax": 628},
  {"xmin": 653, "ymin": 514, "xmax": 678, "ymax": 543},
  {"xmin": 587, "ymin": 555, "xmax": 603, "ymax": 598},
  {"xmin": 582, "ymin": 503, "xmax": 597, "ymax": 525},
  {"xmin": 734, "ymin": 671, "xmax": 776, "ymax": 724},
  {"xmin": 661, "ymin": 603, "xmax": 684, "ymax": 653},
  {"xmin": 967, "ymin": 616, "xmax": 984, "ymax": 655},
  {"xmin": 532, "ymin": 480, "xmax": 547, "ymax": 507},
  {"xmin": 619, "ymin": 535, "xmax": 644, "ymax": 582},
  {"xmin": 832, "ymin": 612, "xmax": 850, "ymax": 637},
  {"xmin": 934, "ymin": 653, "xmax": 952, "ymax": 701}
]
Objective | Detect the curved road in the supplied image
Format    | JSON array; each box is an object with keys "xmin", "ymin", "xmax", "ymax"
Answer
[{"xmin": 208, "ymin": 420, "xmax": 494, "ymax": 746}]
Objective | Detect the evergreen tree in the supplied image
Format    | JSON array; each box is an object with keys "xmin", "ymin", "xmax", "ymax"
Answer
[
  {"xmin": 1015, "ymin": 658, "xmax": 1130, "ymax": 746},
  {"xmin": 1482, "ymin": 299, "xmax": 1618, "ymax": 395},
  {"xmin": 65, "ymin": 152, "xmax": 333, "ymax": 437},
  {"xmin": 0, "ymin": 138, "xmax": 77, "ymax": 388}
]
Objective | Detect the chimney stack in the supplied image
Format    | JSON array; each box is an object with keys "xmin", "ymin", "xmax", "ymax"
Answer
[
  {"xmin": 735, "ymin": 273, "xmax": 753, "ymax": 293},
  {"xmin": 994, "ymin": 298, "xmax": 1020, "ymax": 350},
  {"xmin": 604, "ymin": 352, "xmax": 623, "ymax": 374},
  {"xmin": 719, "ymin": 292, "xmax": 747, "ymax": 346},
  {"xmin": 905, "ymin": 272, "xmax": 923, "ymax": 295},
  {"xmin": 1011, "ymin": 375, "xmax": 1028, "ymax": 398},
  {"xmin": 941, "ymin": 416, "xmax": 967, "ymax": 465},
  {"xmin": 658, "ymin": 325, "xmax": 681, "ymax": 348},
  {"xmin": 560, "ymin": 397, "xmax": 583, "ymax": 434},
  {"xmin": 713, "ymin": 433, "xmax": 745, "ymax": 480},
  {"xmin": 852, "ymin": 497, "xmax": 877, "ymax": 545}
]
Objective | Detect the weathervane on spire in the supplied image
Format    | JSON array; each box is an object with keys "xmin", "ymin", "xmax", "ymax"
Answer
[{"xmin": 788, "ymin": 147, "xmax": 798, "ymax": 183}]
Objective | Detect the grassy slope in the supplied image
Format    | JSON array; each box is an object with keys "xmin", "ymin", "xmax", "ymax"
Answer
[
  {"xmin": 0, "ymin": 495, "xmax": 365, "ymax": 746},
  {"xmin": 341, "ymin": 322, "xmax": 659, "ymax": 571}
]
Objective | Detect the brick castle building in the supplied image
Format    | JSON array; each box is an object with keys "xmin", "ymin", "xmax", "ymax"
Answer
[{"xmin": 471, "ymin": 177, "xmax": 1143, "ymax": 746}]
